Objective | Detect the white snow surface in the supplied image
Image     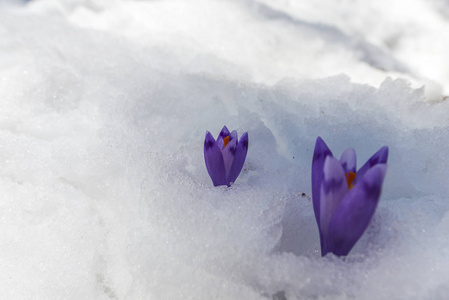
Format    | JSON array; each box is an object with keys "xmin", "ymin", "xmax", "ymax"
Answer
[{"xmin": 1, "ymin": 0, "xmax": 449, "ymax": 299}]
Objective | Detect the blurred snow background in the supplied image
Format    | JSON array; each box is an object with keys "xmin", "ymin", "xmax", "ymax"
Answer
[{"xmin": 1, "ymin": 0, "xmax": 449, "ymax": 299}]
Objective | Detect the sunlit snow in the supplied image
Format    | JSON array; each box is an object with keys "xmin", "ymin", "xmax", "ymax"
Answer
[{"xmin": 1, "ymin": 0, "xmax": 449, "ymax": 299}]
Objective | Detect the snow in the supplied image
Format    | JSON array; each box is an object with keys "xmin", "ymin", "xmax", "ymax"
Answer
[{"xmin": 1, "ymin": 0, "xmax": 449, "ymax": 299}]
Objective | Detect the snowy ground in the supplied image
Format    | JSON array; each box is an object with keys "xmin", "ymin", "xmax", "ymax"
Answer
[{"xmin": 1, "ymin": 0, "xmax": 449, "ymax": 299}]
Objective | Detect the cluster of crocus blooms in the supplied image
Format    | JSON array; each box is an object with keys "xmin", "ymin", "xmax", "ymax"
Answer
[
  {"xmin": 204, "ymin": 127, "xmax": 389, "ymax": 257},
  {"xmin": 204, "ymin": 126, "xmax": 248, "ymax": 187}
]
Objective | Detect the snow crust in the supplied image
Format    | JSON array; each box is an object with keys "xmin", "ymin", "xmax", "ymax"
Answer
[{"xmin": 1, "ymin": 0, "xmax": 449, "ymax": 299}]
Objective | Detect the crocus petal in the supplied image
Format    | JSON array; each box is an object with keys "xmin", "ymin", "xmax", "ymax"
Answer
[
  {"xmin": 320, "ymin": 156, "xmax": 349, "ymax": 245},
  {"xmin": 217, "ymin": 126, "xmax": 230, "ymax": 150},
  {"xmin": 222, "ymin": 137, "xmax": 238, "ymax": 181},
  {"xmin": 340, "ymin": 148, "xmax": 356, "ymax": 174},
  {"xmin": 227, "ymin": 132, "xmax": 248, "ymax": 184},
  {"xmin": 204, "ymin": 131, "xmax": 226, "ymax": 186},
  {"xmin": 327, "ymin": 164, "xmax": 387, "ymax": 256},
  {"xmin": 356, "ymin": 146, "xmax": 388, "ymax": 181},
  {"xmin": 312, "ymin": 136, "xmax": 333, "ymax": 247},
  {"xmin": 229, "ymin": 130, "xmax": 238, "ymax": 143}
]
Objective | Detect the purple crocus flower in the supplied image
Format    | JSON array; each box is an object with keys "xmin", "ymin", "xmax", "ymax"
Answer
[
  {"xmin": 312, "ymin": 137, "xmax": 388, "ymax": 257},
  {"xmin": 204, "ymin": 126, "xmax": 248, "ymax": 187}
]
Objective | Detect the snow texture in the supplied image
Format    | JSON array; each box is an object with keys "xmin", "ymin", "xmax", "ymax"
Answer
[{"xmin": 1, "ymin": 0, "xmax": 449, "ymax": 299}]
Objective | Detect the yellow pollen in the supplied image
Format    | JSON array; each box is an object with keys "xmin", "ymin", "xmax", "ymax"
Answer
[
  {"xmin": 223, "ymin": 136, "xmax": 229, "ymax": 148},
  {"xmin": 345, "ymin": 171, "xmax": 356, "ymax": 189}
]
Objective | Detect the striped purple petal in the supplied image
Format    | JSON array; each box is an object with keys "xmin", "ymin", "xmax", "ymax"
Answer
[
  {"xmin": 339, "ymin": 148, "xmax": 356, "ymax": 174},
  {"xmin": 229, "ymin": 130, "xmax": 238, "ymax": 143},
  {"xmin": 356, "ymin": 146, "xmax": 388, "ymax": 181},
  {"xmin": 312, "ymin": 136, "xmax": 333, "ymax": 250},
  {"xmin": 204, "ymin": 131, "xmax": 226, "ymax": 186},
  {"xmin": 227, "ymin": 132, "xmax": 248, "ymax": 184},
  {"xmin": 320, "ymin": 156, "xmax": 349, "ymax": 255},
  {"xmin": 222, "ymin": 137, "xmax": 238, "ymax": 182}
]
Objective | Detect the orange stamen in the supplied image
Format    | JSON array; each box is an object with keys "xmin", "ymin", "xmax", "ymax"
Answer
[
  {"xmin": 345, "ymin": 171, "xmax": 356, "ymax": 189},
  {"xmin": 223, "ymin": 136, "xmax": 229, "ymax": 148}
]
